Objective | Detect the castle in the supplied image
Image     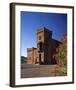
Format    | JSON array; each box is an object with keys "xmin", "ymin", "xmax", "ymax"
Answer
[{"xmin": 27, "ymin": 27, "xmax": 61, "ymax": 65}]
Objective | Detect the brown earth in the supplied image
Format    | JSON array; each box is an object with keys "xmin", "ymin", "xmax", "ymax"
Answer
[{"xmin": 21, "ymin": 64, "xmax": 61, "ymax": 78}]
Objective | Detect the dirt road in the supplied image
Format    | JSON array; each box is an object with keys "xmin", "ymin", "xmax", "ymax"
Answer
[{"xmin": 21, "ymin": 64, "xmax": 59, "ymax": 78}]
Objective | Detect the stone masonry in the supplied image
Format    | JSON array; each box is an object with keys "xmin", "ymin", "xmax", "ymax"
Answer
[{"xmin": 27, "ymin": 27, "xmax": 61, "ymax": 65}]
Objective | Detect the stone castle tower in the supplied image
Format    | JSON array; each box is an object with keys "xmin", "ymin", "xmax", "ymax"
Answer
[{"xmin": 27, "ymin": 27, "xmax": 61, "ymax": 65}]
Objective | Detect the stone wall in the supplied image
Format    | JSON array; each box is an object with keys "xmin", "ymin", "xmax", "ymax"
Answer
[{"xmin": 27, "ymin": 48, "xmax": 37, "ymax": 64}]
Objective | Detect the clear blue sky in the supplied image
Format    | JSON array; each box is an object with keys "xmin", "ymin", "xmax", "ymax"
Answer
[{"xmin": 21, "ymin": 11, "xmax": 67, "ymax": 57}]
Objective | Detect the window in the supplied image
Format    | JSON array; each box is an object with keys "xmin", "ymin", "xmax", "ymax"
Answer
[
  {"xmin": 39, "ymin": 36, "xmax": 41, "ymax": 40},
  {"xmin": 37, "ymin": 42, "xmax": 42, "ymax": 51}
]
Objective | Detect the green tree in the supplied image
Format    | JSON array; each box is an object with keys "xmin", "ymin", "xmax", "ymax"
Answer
[
  {"xmin": 59, "ymin": 35, "xmax": 67, "ymax": 75},
  {"xmin": 59, "ymin": 43, "xmax": 67, "ymax": 66}
]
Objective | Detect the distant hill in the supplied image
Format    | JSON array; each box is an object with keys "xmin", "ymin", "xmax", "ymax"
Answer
[{"xmin": 21, "ymin": 56, "xmax": 27, "ymax": 63}]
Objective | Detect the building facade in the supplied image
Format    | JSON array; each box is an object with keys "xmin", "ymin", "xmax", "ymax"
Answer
[{"xmin": 27, "ymin": 27, "xmax": 61, "ymax": 65}]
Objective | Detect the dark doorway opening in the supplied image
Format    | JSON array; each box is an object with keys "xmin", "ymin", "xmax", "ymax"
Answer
[{"xmin": 39, "ymin": 54, "xmax": 41, "ymax": 64}]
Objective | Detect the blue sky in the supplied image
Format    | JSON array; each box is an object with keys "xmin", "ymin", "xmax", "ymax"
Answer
[{"xmin": 21, "ymin": 11, "xmax": 67, "ymax": 57}]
